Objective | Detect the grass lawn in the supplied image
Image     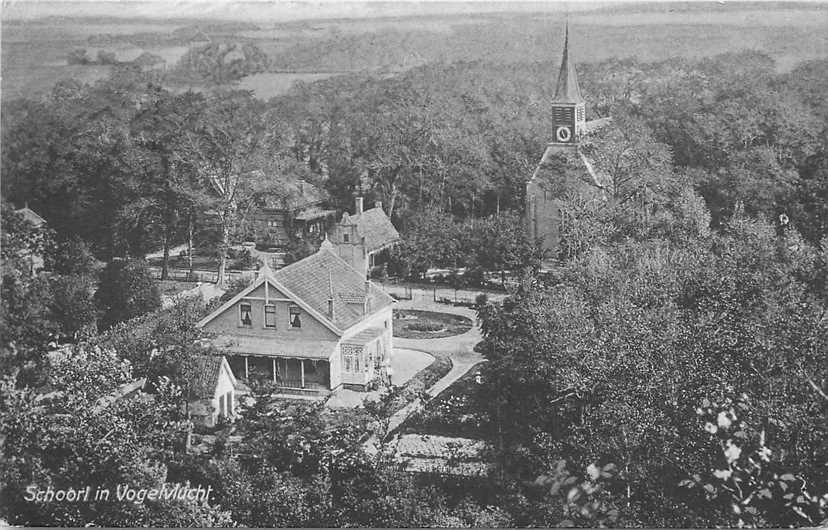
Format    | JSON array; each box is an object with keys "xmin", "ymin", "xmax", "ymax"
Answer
[
  {"xmin": 148, "ymin": 254, "xmax": 218, "ymax": 270},
  {"xmin": 393, "ymin": 309, "xmax": 473, "ymax": 339},
  {"xmin": 158, "ymin": 280, "xmax": 198, "ymax": 296}
]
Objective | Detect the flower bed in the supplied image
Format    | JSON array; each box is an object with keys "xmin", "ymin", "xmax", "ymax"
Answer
[{"xmin": 392, "ymin": 309, "xmax": 472, "ymax": 339}]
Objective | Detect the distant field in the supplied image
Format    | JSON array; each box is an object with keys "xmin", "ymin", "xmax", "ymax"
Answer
[
  {"xmin": 236, "ymin": 72, "xmax": 340, "ymax": 100},
  {"xmin": 2, "ymin": 6, "xmax": 826, "ymax": 103}
]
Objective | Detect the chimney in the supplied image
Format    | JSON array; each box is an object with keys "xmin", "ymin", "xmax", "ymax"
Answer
[
  {"xmin": 364, "ymin": 280, "xmax": 371, "ymax": 314},
  {"xmin": 355, "ymin": 196, "xmax": 364, "ymax": 214},
  {"xmin": 327, "ymin": 271, "xmax": 335, "ymax": 320},
  {"xmin": 376, "ymin": 200, "xmax": 383, "ymax": 212}
]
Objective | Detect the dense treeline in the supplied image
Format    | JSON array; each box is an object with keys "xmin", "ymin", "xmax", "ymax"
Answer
[{"xmin": 3, "ymin": 52, "xmax": 827, "ymax": 268}]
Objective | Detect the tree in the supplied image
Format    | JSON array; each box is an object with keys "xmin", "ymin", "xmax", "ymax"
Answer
[
  {"xmin": 49, "ymin": 274, "xmax": 98, "ymax": 339},
  {"xmin": 475, "ymin": 211, "xmax": 540, "ymax": 283},
  {"xmin": 95, "ymin": 259, "xmax": 161, "ymax": 329},
  {"xmin": 183, "ymin": 90, "xmax": 287, "ymax": 287},
  {"xmin": 126, "ymin": 88, "xmax": 206, "ymax": 279},
  {"xmin": 476, "ymin": 209, "xmax": 827, "ymax": 526},
  {"xmin": 44, "ymin": 234, "xmax": 98, "ymax": 276},
  {"xmin": 0, "ymin": 344, "xmax": 229, "ymax": 527}
]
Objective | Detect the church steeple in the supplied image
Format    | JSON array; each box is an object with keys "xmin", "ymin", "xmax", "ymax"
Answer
[
  {"xmin": 553, "ymin": 23, "xmax": 583, "ymax": 104},
  {"xmin": 549, "ymin": 22, "xmax": 586, "ymax": 145}
]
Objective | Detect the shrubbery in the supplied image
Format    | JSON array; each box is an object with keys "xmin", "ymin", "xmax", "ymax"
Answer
[{"xmin": 95, "ymin": 259, "xmax": 161, "ymax": 329}]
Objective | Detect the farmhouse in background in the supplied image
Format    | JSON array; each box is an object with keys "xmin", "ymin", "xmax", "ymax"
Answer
[
  {"xmin": 525, "ymin": 23, "xmax": 612, "ymax": 257},
  {"xmin": 186, "ymin": 354, "xmax": 238, "ymax": 427},
  {"xmin": 329, "ymin": 197, "xmax": 401, "ymax": 279},
  {"xmin": 249, "ymin": 179, "xmax": 337, "ymax": 249},
  {"xmin": 197, "ymin": 238, "xmax": 395, "ymax": 396}
]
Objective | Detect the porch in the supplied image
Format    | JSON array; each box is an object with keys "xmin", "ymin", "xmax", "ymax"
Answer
[{"xmin": 229, "ymin": 355, "xmax": 330, "ymax": 394}]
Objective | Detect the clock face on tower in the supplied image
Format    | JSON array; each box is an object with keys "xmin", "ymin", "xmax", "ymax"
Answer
[{"xmin": 551, "ymin": 105, "xmax": 576, "ymax": 144}]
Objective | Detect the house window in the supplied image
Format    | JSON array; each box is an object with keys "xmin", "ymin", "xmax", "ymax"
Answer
[
  {"xmin": 219, "ymin": 391, "xmax": 233, "ymax": 418},
  {"xmin": 343, "ymin": 347, "xmax": 361, "ymax": 373},
  {"xmin": 264, "ymin": 304, "xmax": 276, "ymax": 328},
  {"xmin": 289, "ymin": 305, "xmax": 302, "ymax": 329},
  {"xmin": 239, "ymin": 303, "xmax": 252, "ymax": 327},
  {"xmin": 343, "ymin": 233, "xmax": 349, "ymax": 243}
]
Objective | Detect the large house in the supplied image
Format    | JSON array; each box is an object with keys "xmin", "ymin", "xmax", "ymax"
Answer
[
  {"xmin": 249, "ymin": 179, "xmax": 337, "ymax": 248},
  {"xmin": 197, "ymin": 236, "xmax": 395, "ymax": 394},
  {"xmin": 329, "ymin": 197, "xmax": 401, "ymax": 278},
  {"xmin": 525, "ymin": 24, "xmax": 612, "ymax": 256}
]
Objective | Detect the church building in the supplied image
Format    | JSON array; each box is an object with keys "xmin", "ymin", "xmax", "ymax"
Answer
[{"xmin": 525, "ymin": 24, "xmax": 612, "ymax": 257}]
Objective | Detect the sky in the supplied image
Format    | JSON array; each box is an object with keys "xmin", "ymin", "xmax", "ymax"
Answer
[{"xmin": 1, "ymin": 0, "xmax": 614, "ymax": 22}]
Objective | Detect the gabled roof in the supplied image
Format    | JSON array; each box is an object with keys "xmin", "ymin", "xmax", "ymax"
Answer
[
  {"xmin": 339, "ymin": 207, "xmax": 400, "ymax": 252},
  {"xmin": 133, "ymin": 51, "xmax": 165, "ymax": 66},
  {"xmin": 529, "ymin": 144, "xmax": 612, "ymax": 194},
  {"xmin": 15, "ymin": 207, "xmax": 46, "ymax": 227},
  {"xmin": 553, "ymin": 23, "xmax": 584, "ymax": 104},
  {"xmin": 272, "ymin": 245, "xmax": 395, "ymax": 330},
  {"xmin": 261, "ymin": 179, "xmax": 327, "ymax": 212},
  {"xmin": 197, "ymin": 246, "xmax": 395, "ymax": 334},
  {"xmin": 187, "ymin": 355, "xmax": 234, "ymax": 399}
]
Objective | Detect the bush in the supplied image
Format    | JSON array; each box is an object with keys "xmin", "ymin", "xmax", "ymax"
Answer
[
  {"xmin": 229, "ymin": 248, "xmax": 257, "ymax": 270},
  {"xmin": 284, "ymin": 237, "xmax": 316, "ymax": 265},
  {"xmin": 45, "ymin": 234, "xmax": 98, "ymax": 276},
  {"xmin": 50, "ymin": 274, "xmax": 98, "ymax": 338},
  {"xmin": 217, "ymin": 277, "xmax": 250, "ymax": 304},
  {"xmin": 95, "ymin": 259, "xmax": 161, "ymax": 329}
]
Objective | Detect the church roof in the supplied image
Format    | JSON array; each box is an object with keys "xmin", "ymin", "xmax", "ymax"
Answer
[
  {"xmin": 553, "ymin": 23, "xmax": 584, "ymax": 104},
  {"xmin": 338, "ymin": 207, "xmax": 401, "ymax": 252},
  {"xmin": 529, "ymin": 144, "xmax": 612, "ymax": 195}
]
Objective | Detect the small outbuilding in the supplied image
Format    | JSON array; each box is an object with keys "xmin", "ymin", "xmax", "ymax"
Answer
[{"xmin": 186, "ymin": 355, "xmax": 238, "ymax": 427}]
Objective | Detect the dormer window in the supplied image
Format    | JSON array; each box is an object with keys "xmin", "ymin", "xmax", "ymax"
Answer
[
  {"xmin": 289, "ymin": 305, "xmax": 302, "ymax": 329},
  {"xmin": 239, "ymin": 303, "xmax": 252, "ymax": 327}
]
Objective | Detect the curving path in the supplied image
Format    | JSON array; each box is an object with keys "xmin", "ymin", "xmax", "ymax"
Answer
[
  {"xmin": 364, "ymin": 292, "xmax": 488, "ymax": 449},
  {"xmin": 393, "ymin": 296, "xmax": 485, "ymax": 397}
]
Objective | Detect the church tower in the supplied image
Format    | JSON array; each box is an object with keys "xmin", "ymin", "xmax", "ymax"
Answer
[
  {"xmin": 550, "ymin": 22, "xmax": 586, "ymax": 145},
  {"xmin": 525, "ymin": 23, "xmax": 610, "ymax": 260}
]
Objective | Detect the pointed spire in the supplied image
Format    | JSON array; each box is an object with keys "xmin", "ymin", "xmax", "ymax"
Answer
[{"xmin": 553, "ymin": 22, "xmax": 584, "ymax": 104}]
